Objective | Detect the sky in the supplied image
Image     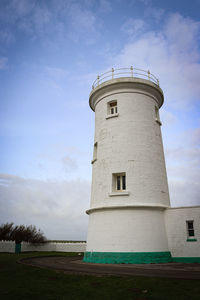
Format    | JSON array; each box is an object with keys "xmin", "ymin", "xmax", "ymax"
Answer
[{"xmin": 0, "ymin": 0, "xmax": 200, "ymax": 240}]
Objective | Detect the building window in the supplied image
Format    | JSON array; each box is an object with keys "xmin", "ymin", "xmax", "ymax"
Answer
[
  {"xmin": 155, "ymin": 106, "xmax": 159, "ymax": 119},
  {"xmin": 110, "ymin": 101, "xmax": 117, "ymax": 115},
  {"xmin": 155, "ymin": 106, "xmax": 162, "ymax": 125},
  {"xmin": 91, "ymin": 142, "xmax": 97, "ymax": 164},
  {"xmin": 186, "ymin": 220, "xmax": 195, "ymax": 237},
  {"xmin": 106, "ymin": 101, "xmax": 119, "ymax": 119},
  {"xmin": 113, "ymin": 173, "xmax": 126, "ymax": 192},
  {"xmin": 108, "ymin": 101, "xmax": 117, "ymax": 115}
]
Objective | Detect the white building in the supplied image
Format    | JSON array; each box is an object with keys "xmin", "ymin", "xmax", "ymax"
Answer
[{"xmin": 83, "ymin": 67, "xmax": 200, "ymax": 264}]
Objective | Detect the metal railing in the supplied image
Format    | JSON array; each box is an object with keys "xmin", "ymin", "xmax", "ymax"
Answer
[{"xmin": 92, "ymin": 67, "xmax": 159, "ymax": 89}]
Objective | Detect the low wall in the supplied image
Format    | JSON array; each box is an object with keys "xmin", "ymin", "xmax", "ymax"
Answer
[
  {"xmin": 0, "ymin": 241, "xmax": 86, "ymax": 253},
  {"xmin": 0, "ymin": 241, "xmax": 15, "ymax": 253}
]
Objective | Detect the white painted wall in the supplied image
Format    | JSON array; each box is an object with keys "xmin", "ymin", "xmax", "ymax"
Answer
[
  {"xmin": 0, "ymin": 241, "xmax": 86, "ymax": 253},
  {"xmin": 2, "ymin": 207, "xmax": 199, "ymax": 258},
  {"xmin": 90, "ymin": 79, "xmax": 170, "ymax": 210},
  {"xmin": 165, "ymin": 206, "xmax": 200, "ymax": 257},
  {"xmin": 86, "ymin": 77, "xmax": 170, "ymax": 254},
  {"xmin": 0, "ymin": 241, "xmax": 15, "ymax": 253},
  {"xmin": 87, "ymin": 208, "xmax": 169, "ymax": 252}
]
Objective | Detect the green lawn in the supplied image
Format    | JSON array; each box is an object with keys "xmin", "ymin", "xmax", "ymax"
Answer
[{"xmin": 0, "ymin": 252, "xmax": 199, "ymax": 300}]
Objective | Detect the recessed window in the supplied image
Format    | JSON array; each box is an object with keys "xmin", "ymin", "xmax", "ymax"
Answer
[
  {"xmin": 113, "ymin": 173, "xmax": 126, "ymax": 192},
  {"xmin": 106, "ymin": 101, "xmax": 119, "ymax": 119},
  {"xmin": 91, "ymin": 142, "xmax": 97, "ymax": 164},
  {"xmin": 186, "ymin": 220, "xmax": 195, "ymax": 237},
  {"xmin": 155, "ymin": 106, "xmax": 162, "ymax": 125},
  {"xmin": 155, "ymin": 106, "xmax": 159, "ymax": 119},
  {"xmin": 110, "ymin": 101, "xmax": 117, "ymax": 114},
  {"xmin": 107, "ymin": 101, "xmax": 118, "ymax": 116}
]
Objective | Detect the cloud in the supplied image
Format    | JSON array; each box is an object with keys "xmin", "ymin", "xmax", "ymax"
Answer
[
  {"xmin": 144, "ymin": 6, "xmax": 164, "ymax": 22},
  {"xmin": 0, "ymin": 1, "xmax": 53, "ymax": 40},
  {"xmin": 165, "ymin": 128, "xmax": 200, "ymax": 207},
  {"xmin": 114, "ymin": 13, "xmax": 200, "ymax": 107},
  {"xmin": 189, "ymin": 128, "xmax": 200, "ymax": 146},
  {"xmin": 0, "ymin": 30, "xmax": 15, "ymax": 44},
  {"xmin": 0, "ymin": 57, "xmax": 8, "ymax": 69},
  {"xmin": 62, "ymin": 156, "xmax": 78, "ymax": 173},
  {"xmin": 164, "ymin": 13, "xmax": 200, "ymax": 55},
  {"xmin": 42, "ymin": 66, "xmax": 70, "ymax": 93},
  {"xmin": 9, "ymin": 0, "xmax": 35, "ymax": 16},
  {"xmin": 99, "ymin": 0, "xmax": 112, "ymax": 13},
  {"xmin": 0, "ymin": 173, "xmax": 90, "ymax": 240},
  {"xmin": 67, "ymin": 2, "xmax": 100, "ymax": 44},
  {"xmin": 0, "ymin": 0, "xmax": 100, "ymax": 44},
  {"xmin": 137, "ymin": 0, "xmax": 151, "ymax": 4},
  {"xmin": 33, "ymin": 147, "xmax": 82, "ymax": 181},
  {"xmin": 112, "ymin": 12, "xmax": 200, "ymax": 208},
  {"xmin": 18, "ymin": 6, "xmax": 52, "ymax": 37},
  {"xmin": 121, "ymin": 18, "xmax": 146, "ymax": 36},
  {"xmin": 169, "ymin": 180, "xmax": 200, "ymax": 207},
  {"xmin": 160, "ymin": 109, "xmax": 177, "ymax": 127}
]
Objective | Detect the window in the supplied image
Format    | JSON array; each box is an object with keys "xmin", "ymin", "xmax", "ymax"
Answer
[
  {"xmin": 91, "ymin": 142, "xmax": 97, "ymax": 164},
  {"xmin": 186, "ymin": 220, "xmax": 195, "ymax": 237},
  {"xmin": 155, "ymin": 106, "xmax": 162, "ymax": 125},
  {"xmin": 106, "ymin": 101, "xmax": 119, "ymax": 119},
  {"xmin": 107, "ymin": 101, "xmax": 118, "ymax": 115},
  {"xmin": 109, "ymin": 172, "xmax": 129, "ymax": 196},
  {"xmin": 155, "ymin": 106, "xmax": 159, "ymax": 119},
  {"xmin": 113, "ymin": 173, "xmax": 126, "ymax": 192},
  {"xmin": 110, "ymin": 101, "xmax": 117, "ymax": 114}
]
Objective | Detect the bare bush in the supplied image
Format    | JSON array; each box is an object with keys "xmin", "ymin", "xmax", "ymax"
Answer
[
  {"xmin": 0, "ymin": 223, "xmax": 47, "ymax": 244},
  {"xmin": 0, "ymin": 222, "xmax": 14, "ymax": 241}
]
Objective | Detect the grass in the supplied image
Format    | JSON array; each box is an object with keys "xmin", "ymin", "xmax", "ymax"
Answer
[{"xmin": 0, "ymin": 252, "xmax": 200, "ymax": 300}]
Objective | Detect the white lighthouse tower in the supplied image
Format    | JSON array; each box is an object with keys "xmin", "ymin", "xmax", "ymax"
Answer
[{"xmin": 84, "ymin": 67, "xmax": 172, "ymax": 264}]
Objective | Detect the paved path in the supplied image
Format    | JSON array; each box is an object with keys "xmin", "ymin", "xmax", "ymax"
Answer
[{"xmin": 20, "ymin": 256, "xmax": 200, "ymax": 279}]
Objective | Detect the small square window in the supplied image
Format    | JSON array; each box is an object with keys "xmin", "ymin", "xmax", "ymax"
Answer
[
  {"xmin": 186, "ymin": 220, "xmax": 195, "ymax": 237},
  {"xmin": 108, "ymin": 101, "xmax": 117, "ymax": 115},
  {"xmin": 106, "ymin": 101, "xmax": 119, "ymax": 119},
  {"xmin": 113, "ymin": 173, "xmax": 126, "ymax": 192}
]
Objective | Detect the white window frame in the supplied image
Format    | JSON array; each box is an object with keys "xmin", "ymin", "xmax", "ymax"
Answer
[
  {"xmin": 109, "ymin": 173, "xmax": 129, "ymax": 196},
  {"xmin": 113, "ymin": 173, "xmax": 126, "ymax": 192},
  {"xmin": 106, "ymin": 101, "xmax": 119, "ymax": 119},
  {"xmin": 110, "ymin": 102, "xmax": 118, "ymax": 115},
  {"xmin": 186, "ymin": 220, "xmax": 195, "ymax": 238}
]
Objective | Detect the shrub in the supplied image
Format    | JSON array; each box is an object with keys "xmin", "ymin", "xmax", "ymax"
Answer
[{"xmin": 0, "ymin": 223, "xmax": 46, "ymax": 244}]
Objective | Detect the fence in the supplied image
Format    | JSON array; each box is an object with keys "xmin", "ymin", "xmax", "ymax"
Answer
[{"xmin": 92, "ymin": 67, "xmax": 159, "ymax": 89}]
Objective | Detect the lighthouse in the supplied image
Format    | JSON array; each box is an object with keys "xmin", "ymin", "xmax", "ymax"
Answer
[{"xmin": 83, "ymin": 67, "xmax": 172, "ymax": 264}]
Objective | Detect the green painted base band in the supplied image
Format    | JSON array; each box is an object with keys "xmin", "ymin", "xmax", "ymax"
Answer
[
  {"xmin": 83, "ymin": 251, "xmax": 172, "ymax": 264},
  {"xmin": 172, "ymin": 257, "xmax": 200, "ymax": 263}
]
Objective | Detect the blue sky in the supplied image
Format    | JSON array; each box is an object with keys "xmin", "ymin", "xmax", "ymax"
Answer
[{"xmin": 0, "ymin": 0, "xmax": 200, "ymax": 240}]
